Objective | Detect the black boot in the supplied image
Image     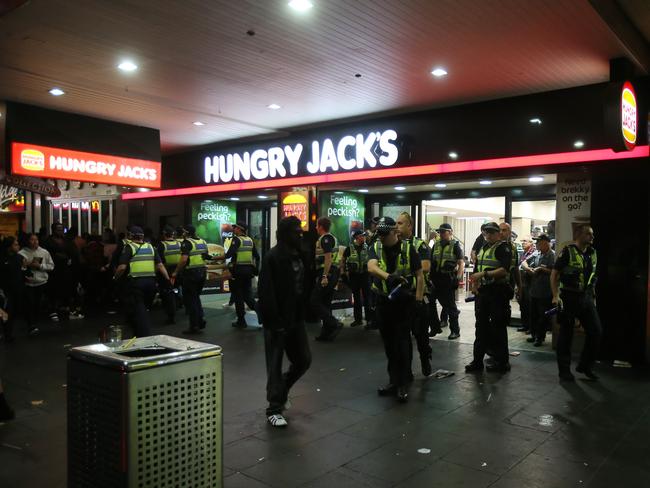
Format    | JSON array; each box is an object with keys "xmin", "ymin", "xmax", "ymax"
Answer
[{"xmin": 0, "ymin": 393, "xmax": 15, "ymax": 421}]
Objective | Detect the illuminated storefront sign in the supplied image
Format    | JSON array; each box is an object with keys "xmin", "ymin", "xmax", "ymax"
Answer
[
  {"xmin": 204, "ymin": 129, "xmax": 399, "ymax": 183},
  {"xmin": 0, "ymin": 184, "xmax": 26, "ymax": 213},
  {"xmin": 11, "ymin": 142, "xmax": 162, "ymax": 188},
  {"xmin": 621, "ymin": 81, "xmax": 637, "ymax": 150},
  {"xmin": 280, "ymin": 191, "xmax": 309, "ymax": 230}
]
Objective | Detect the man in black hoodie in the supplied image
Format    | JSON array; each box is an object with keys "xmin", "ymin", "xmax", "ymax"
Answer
[{"xmin": 257, "ymin": 216, "xmax": 311, "ymax": 428}]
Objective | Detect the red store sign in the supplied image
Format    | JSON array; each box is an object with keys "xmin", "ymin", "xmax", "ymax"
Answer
[{"xmin": 11, "ymin": 142, "xmax": 162, "ymax": 188}]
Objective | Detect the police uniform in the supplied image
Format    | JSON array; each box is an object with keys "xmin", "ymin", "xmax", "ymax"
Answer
[
  {"xmin": 554, "ymin": 244, "xmax": 601, "ymax": 377},
  {"xmin": 429, "ymin": 235, "xmax": 464, "ymax": 337},
  {"xmin": 369, "ymin": 236, "xmax": 422, "ymax": 395},
  {"xmin": 404, "ymin": 236, "xmax": 432, "ymax": 375},
  {"xmin": 180, "ymin": 233, "xmax": 209, "ymax": 332},
  {"xmin": 342, "ymin": 238, "xmax": 371, "ymax": 326},
  {"xmin": 118, "ymin": 239, "xmax": 161, "ymax": 337},
  {"xmin": 158, "ymin": 236, "xmax": 182, "ymax": 323},
  {"xmin": 224, "ymin": 226, "xmax": 259, "ymax": 327},
  {"xmin": 469, "ymin": 238, "xmax": 512, "ymax": 370},
  {"xmin": 311, "ymin": 231, "xmax": 342, "ymax": 340}
]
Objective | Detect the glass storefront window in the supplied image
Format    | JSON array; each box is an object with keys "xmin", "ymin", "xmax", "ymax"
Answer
[
  {"xmin": 381, "ymin": 204, "xmax": 411, "ymax": 221},
  {"xmin": 511, "ymin": 200, "xmax": 556, "ymax": 243}
]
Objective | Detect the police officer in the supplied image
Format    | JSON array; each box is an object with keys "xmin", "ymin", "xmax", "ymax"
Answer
[
  {"xmin": 173, "ymin": 225, "xmax": 209, "ymax": 334},
  {"xmin": 551, "ymin": 224, "xmax": 601, "ymax": 381},
  {"xmin": 158, "ymin": 225, "xmax": 181, "ymax": 324},
  {"xmin": 368, "ymin": 217, "xmax": 424, "ymax": 402},
  {"xmin": 339, "ymin": 230, "xmax": 371, "ymax": 327},
  {"xmin": 429, "ymin": 223, "xmax": 464, "ymax": 340},
  {"xmin": 396, "ymin": 212, "xmax": 432, "ymax": 377},
  {"xmin": 364, "ymin": 216, "xmax": 381, "ymax": 329},
  {"xmin": 114, "ymin": 226, "xmax": 171, "ymax": 337},
  {"xmin": 312, "ymin": 217, "xmax": 343, "ymax": 341},
  {"xmin": 224, "ymin": 221, "xmax": 259, "ymax": 328},
  {"xmin": 466, "ymin": 221, "xmax": 513, "ymax": 373},
  {"xmin": 521, "ymin": 234, "xmax": 554, "ymax": 346}
]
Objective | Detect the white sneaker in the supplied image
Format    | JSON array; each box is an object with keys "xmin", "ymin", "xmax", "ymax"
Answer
[{"xmin": 267, "ymin": 414, "xmax": 288, "ymax": 428}]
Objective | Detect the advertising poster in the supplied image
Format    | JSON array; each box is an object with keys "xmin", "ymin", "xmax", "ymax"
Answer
[
  {"xmin": 555, "ymin": 173, "xmax": 591, "ymax": 251},
  {"xmin": 280, "ymin": 190, "xmax": 309, "ymax": 231},
  {"xmin": 0, "ymin": 184, "xmax": 26, "ymax": 213},
  {"xmin": 318, "ymin": 191, "xmax": 365, "ymax": 248},
  {"xmin": 191, "ymin": 199, "xmax": 237, "ymax": 294}
]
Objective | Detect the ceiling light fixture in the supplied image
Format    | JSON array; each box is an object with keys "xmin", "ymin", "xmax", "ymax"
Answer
[
  {"xmin": 529, "ymin": 118, "xmax": 542, "ymax": 125},
  {"xmin": 479, "ymin": 180, "xmax": 492, "ymax": 185},
  {"xmin": 230, "ymin": 197, "xmax": 240, "ymax": 201},
  {"xmin": 192, "ymin": 121, "xmax": 205, "ymax": 126},
  {"xmin": 574, "ymin": 140, "xmax": 585, "ymax": 148},
  {"xmin": 448, "ymin": 152, "xmax": 458, "ymax": 159},
  {"xmin": 358, "ymin": 189, "xmax": 369, "ymax": 193},
  {"xmin": 431, "ymin": 67, "xmax": 448, "ymax": 77},
  {"xmin": 434, "ymin": 183, "xmax": 447, "ymax": 188},
  {"xmin": 528, "ymin": 176, "xmax": 544, "ymax": 183},
  {"xmin": 267, "ymin": 103, "xmax": 281, "ymax": 110},
  {"xmin": 394, "ymin": 186, "xmax": 406, "ymax": 191},
  {"xmin": 257, "ymin": 195, "xmax": 269, "ymax": 199},
  {"xmin": 49, "ymin": 88, "xmax": 65, "ymax": 96},
  {"xmin": 288, "ymin": 0, "xmax": 313, "ymax": 12},
  {"xmin": 118, "ymin": 60, "xmax": 138, "ymax": 72}
]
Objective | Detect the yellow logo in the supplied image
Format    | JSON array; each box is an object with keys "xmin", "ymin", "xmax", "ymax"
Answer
[
  {"xmin": 621, "ymin": 85, "xmax": 637, "ymax": 146},
  {"xmin": 20, "ymin": 149, "xmax": 45, "ymax": 172}
]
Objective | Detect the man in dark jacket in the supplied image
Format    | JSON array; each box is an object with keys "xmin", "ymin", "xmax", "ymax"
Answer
[{"xmin": 257, "ymin": 216, "xmax": 311, "ymax": 428}]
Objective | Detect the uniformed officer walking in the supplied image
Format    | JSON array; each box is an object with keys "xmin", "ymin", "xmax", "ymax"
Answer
[
  {"xmin": 339, "ymin": 230, "xmax": 371, "ymax": 327},
  {"xmin": 311, "ymin": 217, "xmax": 343, "ymax": 341},
  {"xmin": 396, "ymin": 212, "xmax": 432, "ymax": 377},
  {"xmin": 173, "ymin": 225, "xmax": 210, "ymax": 334},
  {"xmin": 224, "ymin": 222, "xmax": 259, "ymax": 328},
  {"xmin": 114, "ymin": 225, "xmax": 171, "ymax": 337},
  {"xmin": 551, "ymin": 224, "xmax": 601, "ymax": 381},
  {"xmin": 158, "ymin": 225, "xmax": 181, "ymax": 324},
  {"xmin": 466, "ymin": 222, "xmax": 513, "ymax": 373},
  {"xmin": 368, "ymin": 217, "xmax": 424, "ymax": 402},
  {"xmin": 429, "ymin": 223, "xmax": 465, "ymax": 340}
]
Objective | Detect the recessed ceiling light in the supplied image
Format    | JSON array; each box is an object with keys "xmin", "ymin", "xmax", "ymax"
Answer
[
  {"xmin": 394, "ymin": 186, "xmax": 406, "ymax": 191},
  {"xmin": 431, "ymin": 67, "xmax": 448, "ymax": 77},
  {"xmin": 118, "ymin": 60, "xmax": 138, "ymax": 72},
  {"xmin": 288, "ymin": 0, "xmax": 313, "ymax": 12},
  {"xmin": 267, "ymin": 103, "xmax": 281, "ymax": 110},
  {"xmin": 479, "ymin": 180, "xmax": 492, "ymax": 185},
  {"xmin": 49, "ymin": 88, "xmax": 65, "ymax": 96},
  {"xmin": 529, "ymin": 118, "xmax": 542, "ymax": 125},
  {"xmin": 358, "ymin": 189, "xmax": 369, "ymax": 193},
  {"xmin": 230, "ymin": 197, "xmax": 240, "ymax": 201},
  {"xmin": 334, "ymin": 191, "xmax": 344, "ymax": 194},
  {"xmin": 529, "ymin": 176, "xmax": 544, "ymax": 183},
  {"xmin": 257, "ymin": 195, "xmax": 269, "ymax": 199},
  {"xmin": 434, "ymin": 183, "xmax": 447, "ymax": 188},
  {"xmin": 192, "ymin": 121, "xmax": 205, "ymax": 126},
  {"xmin": 448, "ymin": 152, "xmax": 458, "ymax": 159},
  {"xmin": 574, "ymin": 140, "xmax": 585, "ymax": 148}
]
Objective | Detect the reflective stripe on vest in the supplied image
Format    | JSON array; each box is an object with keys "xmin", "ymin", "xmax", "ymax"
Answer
[
  {"xmin": 187, "ymin": 238, "xmax": 208, "ymax": 269},
  {"xmin": 371, "ymin": 240, "xmax": 416, "ymax": 295},
  {"xmin": 432, "ymin": 239, "xmax": 458, "ymax": 273},
  {"xmin": 315, "ymin": 233, "xmax": 339, "ymax": 269},
  {"xmin": 162, "ymin": 239, "xmax": 181, "ymax": 266},
  {"xmin": 127, "ymin": 242, "xmax": 155, "ymax": 278},
  {"xmin": 560, "ymin": 245, "xmax": 597, "ymax": 292},
  {"xmin": 235, "ymin": 236, "xmax": 254, "ymax": 266},
  {"xmin": 476, "ymin": 241, "xmax": 509, "ymax": 285},
  {"xmin": 347, "ymin": 244, "xmax": 368, "ymax": 273}
]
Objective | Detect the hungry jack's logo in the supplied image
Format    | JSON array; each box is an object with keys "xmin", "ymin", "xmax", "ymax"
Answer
[
  {"xmin": 20, "ymin": 149, "xmax": 45, "ymax": 171},
  {"xmin": 621, "ymin": 81, "xmax": 637, "ymax": 150}
]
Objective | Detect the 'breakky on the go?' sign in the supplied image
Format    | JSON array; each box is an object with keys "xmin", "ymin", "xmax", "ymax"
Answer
[{"xmin": 204, "ymin": 129, "xmax": 399, "ymax": 183}]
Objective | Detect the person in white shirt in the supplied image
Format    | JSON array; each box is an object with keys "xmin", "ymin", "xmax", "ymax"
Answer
[{"xmin": 19, "ymin": 234, "xmax": 55, "ymax": 335}]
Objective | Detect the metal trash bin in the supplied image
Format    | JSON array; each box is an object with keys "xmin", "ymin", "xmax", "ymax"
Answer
[{"xmin": 67, "ymin": 335, "xmax": 223, "ymax": 488}]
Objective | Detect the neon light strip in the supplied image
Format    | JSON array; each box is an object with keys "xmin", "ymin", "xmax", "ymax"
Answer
[{"xmin": 122, "ymin": 146, "xmax": 649, "ymax": 200}]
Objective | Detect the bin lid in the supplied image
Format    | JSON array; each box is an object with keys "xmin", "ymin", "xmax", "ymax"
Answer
[{"xmin": 68, "ymin": 334, "xmax": 222, "ymax": 371}]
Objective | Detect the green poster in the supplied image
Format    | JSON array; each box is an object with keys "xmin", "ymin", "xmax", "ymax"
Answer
[
  {"xmin": 318, "ymin": 191, "xmax": 365, "ymax": 247},
  {"xmin": 191, "ymin": 199, "xmax": 237, "ymax": 245}
]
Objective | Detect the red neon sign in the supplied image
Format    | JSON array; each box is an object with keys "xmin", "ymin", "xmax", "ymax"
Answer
[
  {"xmin": 122, "ymin": 146, "xmax": 649, "ymax": 200},
  {"xmin": 11, "ymin": 142, "xmax": 162, "ymax": 189}
]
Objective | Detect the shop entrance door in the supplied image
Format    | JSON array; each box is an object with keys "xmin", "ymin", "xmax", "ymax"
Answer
[{"xmin": 247, "ymin": 208, "xmax": 269, "ymax": 263}]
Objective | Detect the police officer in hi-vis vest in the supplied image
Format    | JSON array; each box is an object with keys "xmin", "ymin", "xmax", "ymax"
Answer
[
  {"xmin": 395, "ymin": 212, "xmax": 432, "ymax": 378},
  {"xmin": 158, "ymin": 225, "xmax": 181, "ymax": 324},
  {"xmin": 339, "ymin": 230, "xmax": 371, "ymax": 327},
  {"xmin": 551, "ymin": 224, "xmax": 601, "ymax": 381},
  {"xmin": 173, "ymin": 225, "xmax": 210, "ymax": 334},
  {"xmin": 312, "ymin": 217, "xmax": 343, "ymax": 341},
  {"xmin": 466, "ymin": 221, "xmax": 513, "ymax": 373},
  {"xmin": 114, "ymin": 225, "xmax": 171, "ymax": 337},
  {"xmin": 368, "ymin": 217, "xmax": 424, "ymax": 403},
  {"xmin": 224, "ymin": 221, "xmax": 260, "ymax": 328},
  {"xmin": 429, "ymin": 223, "xmax": 465, "ymax": 340}
]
